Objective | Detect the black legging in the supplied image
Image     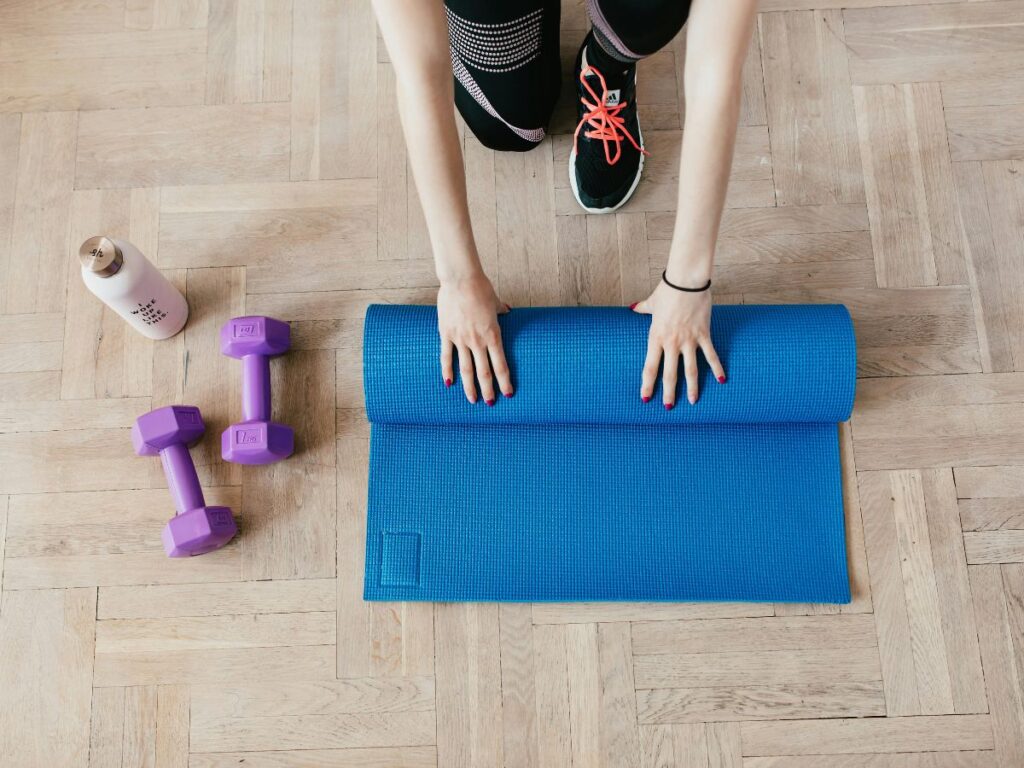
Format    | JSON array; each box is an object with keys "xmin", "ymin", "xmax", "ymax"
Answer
[{"xmin": 445, "ymin": 0, "xmax": 691, "ymax": 151}]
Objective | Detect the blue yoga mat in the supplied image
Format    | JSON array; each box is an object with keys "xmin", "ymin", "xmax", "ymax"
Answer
[{"xmin": 363, "ymin": 304, "xmax": 856, "ymax": 603}]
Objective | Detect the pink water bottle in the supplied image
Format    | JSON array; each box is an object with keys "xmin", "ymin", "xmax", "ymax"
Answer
[{"xmin": 79, "ymin": 236, "xmax": 188, "ymax": 340}]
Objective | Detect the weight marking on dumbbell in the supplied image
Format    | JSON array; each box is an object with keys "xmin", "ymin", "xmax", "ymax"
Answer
[
  {"xmin": 234, "ymin": 321, "xmax": 261, "ymax": 338},
  {"xmin": 236, "ymin": 427, "xmax": 263, "ymax": 444}
]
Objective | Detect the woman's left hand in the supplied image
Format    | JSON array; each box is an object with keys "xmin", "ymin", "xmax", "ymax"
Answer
[{"xmin": 632, "ymin": 282, "xmax": 726, "ymax": 408}]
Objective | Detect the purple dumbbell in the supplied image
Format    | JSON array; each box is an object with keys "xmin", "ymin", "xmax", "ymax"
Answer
[
  {"xmin": 132, "ymin": 405, "xmax": 238, "ymax": 557},
  {"xmin": 220, "ymin": 315, "xmax": 294, "ymax": 464}
]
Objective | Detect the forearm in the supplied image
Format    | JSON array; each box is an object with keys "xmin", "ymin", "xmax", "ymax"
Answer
[
  {"xmin": 373, "ymin": 0, "xmax": 482, "ymax": 283},
  {"xmin": 396, "ymin": 78, "xmax": 482, "ymax": 282},
  {"xmin": 665, "ymin": 77, "xmax": 742, "ymax": 285},
  {"xmin": 666, "ymin": 0, "xmax": 757, "ymax": 286}
]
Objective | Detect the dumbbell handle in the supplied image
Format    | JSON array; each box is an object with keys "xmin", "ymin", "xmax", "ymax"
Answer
[
  {"xmin": 241, "ymin": 353, "xmax": 272, "ymax": 423},
  {"xmin": 159, "ymin": 442, "xmax": 206, "ymax": 514}
]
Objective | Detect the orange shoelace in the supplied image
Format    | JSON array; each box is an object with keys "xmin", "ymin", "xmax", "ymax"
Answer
[{"xmin": 573, "ymin": 64, "xmax": 649, "ymax": 166}]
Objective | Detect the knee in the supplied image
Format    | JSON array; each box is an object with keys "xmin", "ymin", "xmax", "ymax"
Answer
[
  {"xmin": 589, "ymin": 0, "xmax": 691, "ymax": 57},
  {"xmin": 467, "ymin": 123, "xmax": 544, "ymax": 153},
  {"xmin": 454, "ymin": 88, "xmax": 547, "ymax": 153}
]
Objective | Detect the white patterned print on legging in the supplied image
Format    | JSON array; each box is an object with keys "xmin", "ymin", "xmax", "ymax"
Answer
[{"xmin": 446, "ymin": 5, "xmax": 548, "ymax": 144}]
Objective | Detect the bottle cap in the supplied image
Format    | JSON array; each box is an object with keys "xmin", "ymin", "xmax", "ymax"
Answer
[{"xmin": 79, "ymin": 236, "xmax": 124, "ymax": 278}]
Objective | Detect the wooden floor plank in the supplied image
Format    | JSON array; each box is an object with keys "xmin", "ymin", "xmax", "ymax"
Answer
[
  {"xmin": 740, "ymin": 714, "xmax": 994, "ymax": 756},
  {"xmin": 290, "ymin": 0, "xmax": 376, "ymax": 181},
  {"xmin": 0, "ymin": 588, "xmax": 96, "ymax": 766},
  {"xmin": 98, "ymin": 578, "xmax": 336, "ymax": 619},
  {"xmin": 969, "ymin": 565, "xmax": 1024, "ymax": 765},
  {"xmin": 4, "ymin": 1, "xmax": 1024, "ymax": 764},
  {"xmin": 853, "ymin": 82, "xmax": 965, "ymax": 287},
  {"xmin": 533, "ymin": 624, "xmax": 572, "ymax": 768},
  {"xmin": 759, "ymin": 9, "xmax": 864, "ymax": 206},
  {"xmin": 96, "ymin": 612, "xmax": 335, "ymax": 653},
  {"xmin": 745, "ymin": 753, "xmax": 996, "ymax": 768},
  {"xmin": 206, "ymin": 0, "xmax": 291, "ymax": 105},
  {"xmin": 499, "ymin": 604, "xmax": 540, "ymax": 768},
  {"xmin": 640, "ymin": 723, "xmax": 707, "ymax": 768},
  {"xmin": 956, "ymin": 466, "xmax": 1024, "ymax": 532},
  {"xmin": 844, "ymin": 1, "xmax": 1024, "ymax": 85},
  {"xmin": 954, "ymin": 160, "xmax": 1024, "ymax": 373},
  {"xmin": 94, "ymin": 644, "xmax": 336, "ymax": 687},
  {"xmin": 434, "ymin": 604, "xmax": 504, "ymax": 768},
  {"xmin": 494, "ymin": 145, "xmax": 560, "ymax": 306},
  {"xmin": 7, "ymin": 111, "xmax": 77, "ymax": 314},
  {"xmin": 634, "ymin": 647, "xmax": 881, "ymax": 689},
  {"xmin": 188, "ymin": 746, "xmax": 438, "ymax": 767},
  {"xmin": 637, "ymin": 681, "xmax": 886, "ymax": 724},
  {"xmin": 76, "ymin": 103, "xmax": 291, "ymax": 188},
  {"xmin": 0, "ymin": 29, "xmax": 205, "ymax": 112}
]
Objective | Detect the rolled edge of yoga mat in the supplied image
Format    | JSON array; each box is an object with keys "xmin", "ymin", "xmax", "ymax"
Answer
[{"xmin": 363, "ymin": 304, "xmax": 856, "ymax": 426}]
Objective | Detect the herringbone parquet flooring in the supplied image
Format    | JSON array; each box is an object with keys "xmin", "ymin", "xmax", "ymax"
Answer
[{"xmin": 2, "ymin": 1, "xmax": 1024, "ymax": 766}]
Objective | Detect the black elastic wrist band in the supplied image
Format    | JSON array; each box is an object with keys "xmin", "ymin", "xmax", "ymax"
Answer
[{"xmin": 662, "ymin": 271, "xmax": 711, "ymax": 292}]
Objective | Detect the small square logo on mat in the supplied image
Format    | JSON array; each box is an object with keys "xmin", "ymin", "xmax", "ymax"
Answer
[{"xmin": 381, "ymin": 531, "xmax": 421, "ymax": 587}]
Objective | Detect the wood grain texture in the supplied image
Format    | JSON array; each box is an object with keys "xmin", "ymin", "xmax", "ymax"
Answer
[
  {"xmin": 954, "ymin": 159, "xmax": 1024, "ymax": 374},
  {"xmin": 4, "ymin": 0, "xmax": 1024, "ymax": 764},
  {"xmin": 760, "ymin": 10, "xmax": 865, "ymax": 206},
  {"xmin": 0, "ymin": 588, "xmax": 96, "ymax": 766},
  {"xmin": 854, "ymin": 83, "xmax": 965, "ymax": 287}
]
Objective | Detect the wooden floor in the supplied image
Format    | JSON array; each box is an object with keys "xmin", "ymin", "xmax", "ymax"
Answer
[{"xmin": 2, "ymin": 0, "xmax": 1024, "ymax": 765}]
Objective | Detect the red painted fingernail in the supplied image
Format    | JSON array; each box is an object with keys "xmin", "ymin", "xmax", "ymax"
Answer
[
  {"xmin": 486, "ymin": 399, "xmax": 496, "ymax": 406},
  {"xmin": 504, "ymin": 391, "xmax": 514, "ymax": 398},
  {"xmin": 665, "ymin": 402, "xmax": 674, "ymax": 411},
  {"xmin": 717, "ymin": 375, "xmax": 726, "ymax": 384},
  {"xmin": 642, "ymin": 395, "xmax": 651, "ymax": 403},
  {"xmin": 629, "ymin": 302, "xmax": 638, "ymax": 310},
  {"xmin": 445, "ymin": 378, "xmax": 453, "ymax": 387}
]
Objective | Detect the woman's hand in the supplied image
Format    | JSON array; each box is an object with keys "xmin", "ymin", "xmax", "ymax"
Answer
[
  {"xmin": 438, "ymin": 274, "xmax": 513, "ymax": 405},
  {"xmin": 632, "ymin": 282, "xmax": 726, "ymax": 408}
]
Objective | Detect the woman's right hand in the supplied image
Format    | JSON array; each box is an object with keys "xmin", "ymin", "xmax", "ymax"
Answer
[{"xmin": 438, "ymin": 274, "xmax": 513, "ymax": 405}]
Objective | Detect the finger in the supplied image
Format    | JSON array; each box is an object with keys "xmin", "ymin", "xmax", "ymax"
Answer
[
  {"xmin": 440, "ymin": 338, "xmax": 455, "ymax": 388},
  {"xmin": 640, "ymin": 337, "xmax": 660, "ymax": 402},
  {"xmin": 683, "ymin": 342, "xmax": 699, "ymax": 405},
  {"xmin": 488, "ymin": 339, "xmax": 514, "ymax": 397},
  {"xmin": 630, "ymin": 299, "xmax": 651, "ymax": 314},
  {"xmin": 701, "ymin": 338, "xmax": 726, "ymax": 384},
  {"xmin": 499, "ymin": 302, "xmax": 511, "ymax": 314},
  {"xmin": 662, "ymin": 346, "xmax": 680, "ymax": 409},
  {"xmin": 457, "ymin": 343, "xmax": 477, "ymax": 403},
  {"xmin": 472, "ymin": 344, "xmax": 496, "ymax": 406}
]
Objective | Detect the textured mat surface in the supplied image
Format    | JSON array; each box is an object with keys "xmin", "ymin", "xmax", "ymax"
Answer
[{"xmin": 363, "ymin": 304, "xmax": 857, "ymax": 602}]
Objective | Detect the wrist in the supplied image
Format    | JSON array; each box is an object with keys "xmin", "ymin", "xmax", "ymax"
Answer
[
  {"xmin": 436, "ymin": 246, "xmax": 485, "ymax": 285},
  {"xmin": 437, "ymin": 264, "xmax": 487, "ymax": 288},
  {"xmin": 663, "ymin": 262, "xmax": 712, "ymax": 289},
  {"xmin": 665, "ymin": 245, "xmax": 713, "ymax": 286}
]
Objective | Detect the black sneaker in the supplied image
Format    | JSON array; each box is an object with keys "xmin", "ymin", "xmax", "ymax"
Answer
[{"xmin": 570, "ymin": 34, "xmax": 647, "ymax": 214}]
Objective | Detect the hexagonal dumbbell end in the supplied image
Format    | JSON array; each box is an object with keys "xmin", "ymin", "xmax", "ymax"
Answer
[
  {"xmin": 162, "ymin": 505, "xmax": 238, "ymax": 557},
  {"xmin": 220, "ymin": 316, "xmax": 290, "ymax": 359},
  {"xmin": 221, "ymin": 421, "xmax": 294, "ymax": 465},
  {"xmin": 131, "ymin": 405, "xmax": 204, "ymax": 456}
]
